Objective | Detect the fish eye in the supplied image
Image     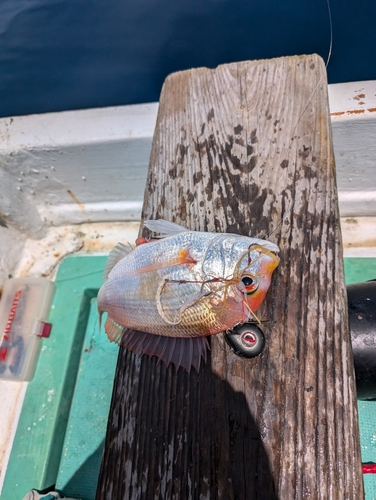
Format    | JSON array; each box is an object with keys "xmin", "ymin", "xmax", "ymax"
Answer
[
  {"xmin": 242, "ymin": 276, "xmax": 254, "ymax": 287},
  {"xmin": 241, "ymin": 275, "xmax": 259, "ymax": 294}
]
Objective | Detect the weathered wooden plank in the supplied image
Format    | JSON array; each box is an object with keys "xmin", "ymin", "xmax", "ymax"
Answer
[{"xmin": 96, "ymin": 54, "xmax": 363, "ymax": 499}]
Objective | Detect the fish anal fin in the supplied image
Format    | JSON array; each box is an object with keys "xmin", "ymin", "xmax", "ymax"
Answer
[
  {"xmin": 104, "ymin": 317, "xmax": 124, "ymax": 343},
  {"xmin": 120, "ymin": 329, "xmax": 209, "ymax": 372},
  {"xmin": 104, "ymin": 242, "xmax": 133, "ymax": 280}
]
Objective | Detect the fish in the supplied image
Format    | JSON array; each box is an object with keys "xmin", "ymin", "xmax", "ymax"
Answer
[{"xmin": 97, "ymin": 219, "xmax": 280, "ymax": 372}]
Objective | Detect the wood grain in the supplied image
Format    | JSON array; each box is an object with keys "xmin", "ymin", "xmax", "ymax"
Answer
[{"xmin": 96, "ymin": 54, "xmax": 364, "ymax": 499}]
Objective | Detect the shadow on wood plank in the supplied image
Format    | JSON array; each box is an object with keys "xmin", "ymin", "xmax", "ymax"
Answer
[{"xmin": 97, "ymin": 346, "xmax": 278, "ymax": 500}]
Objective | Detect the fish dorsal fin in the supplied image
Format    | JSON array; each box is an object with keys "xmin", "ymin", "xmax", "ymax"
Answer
[
  {"xmin": 104, "ymin": 242, "xmax": 133, "ymax": 280},
  {"xmin": 143, "ymin": 219, "xmax": 190, "ymax": 238}
]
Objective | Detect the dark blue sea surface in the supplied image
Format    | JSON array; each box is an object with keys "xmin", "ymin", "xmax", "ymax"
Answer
[{"xmin": 0, "ymin": 0, "xmax": 375, "ymax": 118}]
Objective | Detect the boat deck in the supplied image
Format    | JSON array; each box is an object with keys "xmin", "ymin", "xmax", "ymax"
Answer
[{"xmin": 0, "ymin": 81, "xmax": 376, "ymax": 498}]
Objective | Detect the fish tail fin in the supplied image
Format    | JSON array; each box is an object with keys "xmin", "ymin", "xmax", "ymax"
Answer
[{"xmin": 121, "ymin": 329, "xmax": 209, "ymax": 372}]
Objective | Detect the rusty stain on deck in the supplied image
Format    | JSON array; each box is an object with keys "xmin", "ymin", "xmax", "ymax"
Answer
[
  {"xmin": 330, "ymin": 108, "xmax": 376, "ymax": 116},
  {"xmin": 67, "ymin": 189, "xmax": 85, "ymax": 211}
]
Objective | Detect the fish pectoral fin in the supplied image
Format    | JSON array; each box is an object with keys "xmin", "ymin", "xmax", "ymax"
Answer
[
  {"xmin": 130, "ymin": 247, "xmax": 197, "ymax": 275},
  {"xmin": 144, "ymin": 219, "xmax": 190, "ymax": 237},
  {"xmin": 104, "ymin": 242, "xmax": 133, "ymax": 280},
  {"xmin": 121, "ymin": 329, "xmax": 209, "ymax": 372},
  {"xmin": 104, "ymin": 316, "xmax": 124, "ymax": 343}
]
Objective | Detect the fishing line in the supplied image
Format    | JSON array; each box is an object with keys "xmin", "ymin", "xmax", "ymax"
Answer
[
  {"xmin": 325, "ymin": 0, "xmax": 333, "ymax": 68},
  {"xmin": 260, "ymin": 0, "xmax": 334, "ymax": 245},
  {"xmin": 291, "ymin": 0, "xmax": 333, "ymax": 137}
]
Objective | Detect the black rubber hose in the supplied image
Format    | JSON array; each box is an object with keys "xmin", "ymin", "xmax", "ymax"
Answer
[{"xmin": 347, "ymin": 280, "xmax": 376, "ymax": 400}]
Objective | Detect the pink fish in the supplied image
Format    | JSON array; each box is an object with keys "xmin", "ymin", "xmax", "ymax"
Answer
[{"xmin": 98, "ymin": 219, "xmax": 280, "ymax": 371}]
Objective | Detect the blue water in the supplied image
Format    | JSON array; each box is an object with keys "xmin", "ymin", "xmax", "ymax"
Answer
[{"xmin": 0, "ymin": 0, "xmax": 375, "ymax": 118}]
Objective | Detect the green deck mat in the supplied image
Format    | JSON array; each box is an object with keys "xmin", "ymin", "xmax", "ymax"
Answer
[
  {"xmin": 1, "ymin": 256, "xmax": 111, "ymax": 500},
  {"xmin": 1, "ymin": 256, "xmax": 376, "ymax": 499},
  {"xmin": 55, "ymin": 296, "xmax": 118, "ymax": 499}
]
